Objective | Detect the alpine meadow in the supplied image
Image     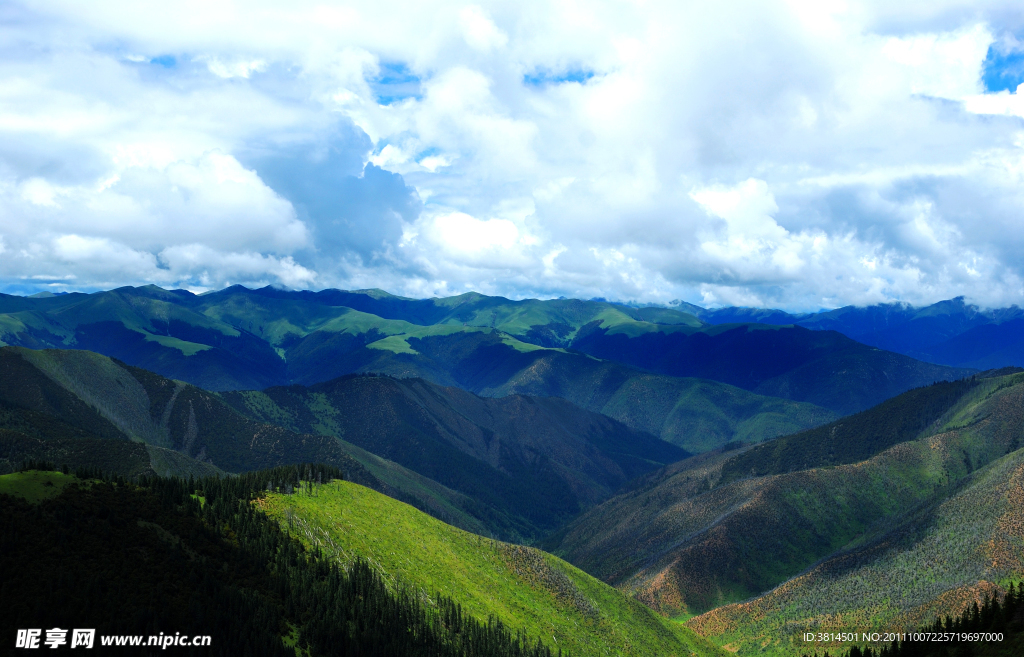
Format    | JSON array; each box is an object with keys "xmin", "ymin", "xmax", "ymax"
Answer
[{"xmin": 4, "ymin": 2, "xmax": 1024, "ymax": 656}]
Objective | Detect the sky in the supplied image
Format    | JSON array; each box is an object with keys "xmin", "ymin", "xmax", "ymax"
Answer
[{"xmin": 2, "ymin": 1, "xmax": 1024, "ymax": 310}]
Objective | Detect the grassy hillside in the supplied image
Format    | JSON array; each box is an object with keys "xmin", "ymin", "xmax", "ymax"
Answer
[
  {"xmin": 222, "ymin": 373, "xmax": 688, "ymax": 541},
  {"xmin": 0, "ymin": 469, "xmax": 80, "ymax": 502},
  {"xmin": 550, "ymin": 373, "xmax": 1023, "ymax": 619},
  {"xmin": 692, "ymin": 439, "xmax": 1024, "ymax": 655},
  {"xmin": 0, "ymin": 466, "xmax": 570, "ymax": 656},
  {"xmin": 260, "ymin": 478, "xmax": 722, "ymax": 657}
]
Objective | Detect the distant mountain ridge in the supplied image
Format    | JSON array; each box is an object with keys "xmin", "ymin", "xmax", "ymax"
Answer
[
  {"xmin": 0, "ymin": 285, "xmax": 972, "ymax": 451},
  {"xmin": 692, "ymin": 296, "xmax": 1024, "ymax": 370}
]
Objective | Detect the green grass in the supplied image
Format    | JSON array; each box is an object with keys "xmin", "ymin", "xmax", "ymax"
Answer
[
  {"xmin": 261, "ymin": 480, "xmax": 721, "ymax": 657},
  {"xmin": 143, "ymin": 333, "xmax": 212, "ymax": 356},
  {"xmin": 366, "ymin": 334, "xmax": 421, "ymax": 354},
  {"xmin": 497, "ymin": 333, "xmax": 562, "ymax": 353},
  {"xmin": 0, "ymin": 470, "xmax": 79, "ymax": 503},
  {"xmin": 333, "ymin": 438, "xmax": 489, "ymax": 535},
  {"xmin": 591, "ymin": 308, "xmax": 699, "ymax": 338}
]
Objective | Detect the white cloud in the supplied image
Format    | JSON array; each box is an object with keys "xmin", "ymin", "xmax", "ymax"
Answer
[
  {"xmin": 879, "ymin": 24, "xmax": 991, "ymax": 98},
  {"xmin": 159, "ymin": 245, "xmax": 317, "ymax": 288},
  {"xmin": 430, "ymin": 211, "xmax": 520, "ymax": 252},
  {"xmin": 964, "ymin": 83, "xmax": 1024, "ymax": 116},
  {"xmin": 199, "ymin": 56, "xmax": 267, "ymax": 79},
  {"xmin": 2, "ymin": 0, "xmax": 1024, "ymax": 308},
  {"xmin": 21, "ymin": 178, "xmax": 63, "ymax": 207},
  {"xmin": 458, "ymin": 6, "xmax": 508, "ymax": 52}
]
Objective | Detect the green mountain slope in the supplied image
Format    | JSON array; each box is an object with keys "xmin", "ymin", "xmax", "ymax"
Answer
[
  {"xmin": 193, "ymin": 285, "xmax": 704, "ymax": 341},
  {"xmin": 0, "ymin": 286, "xmax": 836, "ymax": 453},
  {"xmin": 218, "ymin": 285, "xmax": 966, "ymax": 417},
  {"xmin": 260, "ymin": 478, "xmax": 722, "ymax": 657},
  {"xmin": 222, "ymin": 372, "xmax": 689, "ymax": 540},
  {"xmin": 692, "ymin": 428, "xmax": 1024, "ymax": 655},
  {"xmin": 0, "ymin": 465, "xmax": 566, "ymax": 656},
  {"xmin": 0, "ymin": 346, "xmax": 381, "ymax": 487},
  {"xmin": 0, "ymin": 286, "xmax": 287, "ymax": 390},
  {"xmin": 549, "ymin": 374, "xmax": 1015, "ymax": 618}
]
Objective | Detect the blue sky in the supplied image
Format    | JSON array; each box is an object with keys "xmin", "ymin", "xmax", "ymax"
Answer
[
  {"xmin": 2, "ymin": 1, "xmax": 1024, "ymax": 310},
  {"xmin": 983, "ymin": 42, "xmax": 1024, "ymax": 91}
]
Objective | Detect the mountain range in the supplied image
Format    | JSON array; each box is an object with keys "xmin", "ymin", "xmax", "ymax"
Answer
[
  {"xmin": 692, "ymin": 296, "xmax": 1024, "ymax": 370},
  {"xmin": 2, "ymin": 284, "xmax": 1023, "ymax": 656},
  {"xmin": 0, "ymin": 284, "xmax": 977, "ymax": 448}
]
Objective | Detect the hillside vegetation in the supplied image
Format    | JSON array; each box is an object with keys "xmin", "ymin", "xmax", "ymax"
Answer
[
  {"xmin": 550, "ymin": 373, "xmax": 1020, "ymax": 620},
  {"xmin": 260, "ymin": 478, "xmax": 722, "ymax": 657},
  {"xmin": 692, "ymin": 443, "xmax": 1024, "ymax": 655},
  {"xmin": 0, "ymin": 465, "xmax": 568, "ymax": 656},
  {"xmin": 825, "ymin": 585, "xmax": 1024, "ymax": 657}
]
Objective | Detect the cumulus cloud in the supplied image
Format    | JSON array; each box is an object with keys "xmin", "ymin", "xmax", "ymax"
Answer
[{"xmin": 3, "ymin": 0, "xmax": 1024, "ymax": 309}]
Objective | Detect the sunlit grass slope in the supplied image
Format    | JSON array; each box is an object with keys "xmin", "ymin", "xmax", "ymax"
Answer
[
  {"xmin": 260, "ymin": 480, "xmax": 723, "ymax": 657},
  {"xmin": 0, "ymin": 470, "xmax": 79, "ymax": 503}
]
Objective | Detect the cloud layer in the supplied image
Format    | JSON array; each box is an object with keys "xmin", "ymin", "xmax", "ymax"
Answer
[{"xmin": 2, "ymin": 1, "xmax": 1024, "ymax": 309}]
